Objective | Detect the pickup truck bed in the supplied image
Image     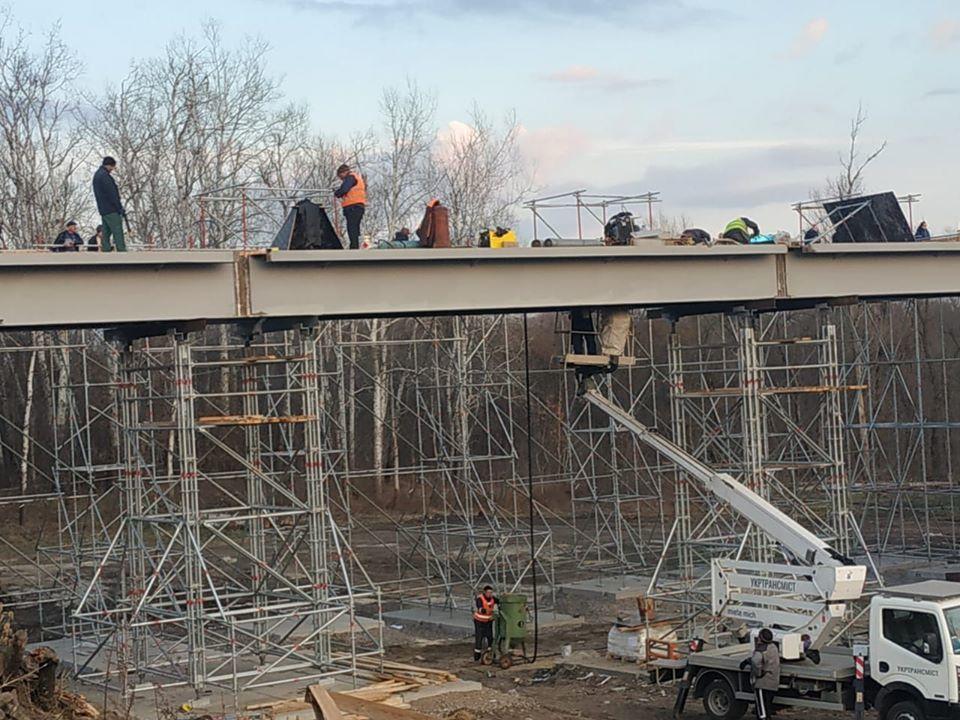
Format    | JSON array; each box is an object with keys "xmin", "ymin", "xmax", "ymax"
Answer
[{"xmin": 692, "ymin": 643, "xmax": 858, "ymax": 681}]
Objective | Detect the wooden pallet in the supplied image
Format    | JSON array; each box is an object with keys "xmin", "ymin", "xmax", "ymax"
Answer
[
  {"xmin": 304, "ymin": 682, "xmax": 440, "ymax": 720},
  {"xmin": 259, "ymin": 659, "xmax": 459, "ymax": 720}
]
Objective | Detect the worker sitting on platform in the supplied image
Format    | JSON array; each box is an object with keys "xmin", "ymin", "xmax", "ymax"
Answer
[
  {"xmin": 52, "ymin": 220, "xmax": 84, "ymax": 252},
  {"xmin": 721, "ymin": 217, "xmax": 760, "ymax": 244},
  {"xmin": 680, "ymin": 228, "xmax": 713, "ymax": 245},
  {"xmin": 473, "ymin": 585, "xmax": 498, "ymax": 662}
]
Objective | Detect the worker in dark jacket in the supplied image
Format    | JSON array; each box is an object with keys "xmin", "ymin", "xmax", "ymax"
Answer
[
  {"xmin": 52, "ymin": 220, "xmax": 83, "ymax": 252},
  {"xmin": 473, "ymin": 585, "xmax": 498, "ymax": 662},
  {"xmin": 915, "ymin": 221, "xmax": 931, "ymax": 240},
  {"xmin": 92, "ymin": 156, "xmax": 126, "ymax": 252},
  {"xmin": 333, "ymin": 163, "xmax": 366, "ymax": 250},
  {"xmin": 87, "ymin": 225, "xmax": 102, "ymax": 252},
  {"xmin": 740, "ymin": 628, "xmax": 780, "ymax": 719},
  {"xmin": 722, "ymin": 217, "xmax": 760, "ymax": 244},
  {"xmin": 570, "ymin": 309, "xmax": 597, "ymax": 355}
]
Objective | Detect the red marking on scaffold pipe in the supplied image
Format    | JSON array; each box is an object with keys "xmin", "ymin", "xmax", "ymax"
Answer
[{"xmin": 855, "ymin": 655, "xmax": 864, "ymax": 680}]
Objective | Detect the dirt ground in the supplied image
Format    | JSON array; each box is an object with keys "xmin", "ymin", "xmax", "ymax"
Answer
[{"xmin": 385, "ymin": 621, "xmax": 850, "ymax": 720}]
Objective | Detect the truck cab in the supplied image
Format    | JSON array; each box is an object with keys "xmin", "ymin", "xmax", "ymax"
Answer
[{"xmin": 869, "ymin": 581, "xmax": 960, "ymax": 719}]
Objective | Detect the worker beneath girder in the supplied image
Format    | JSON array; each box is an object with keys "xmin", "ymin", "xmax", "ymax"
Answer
[{"xmin": 567, "ymin": 233, "xmax": 633, "ymax": 391}]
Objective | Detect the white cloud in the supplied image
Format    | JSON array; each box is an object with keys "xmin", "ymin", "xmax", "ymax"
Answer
[
  {"xmin": 931, "ymin": 19, "xmax": 960, "ymax": 49},
  {"xmin": 594, "ymin": 137, "xmax": 830, "ymax": 155},
  {"xmin": 924, "ymin": 87, "xmax": 960, "ymax": 98},
  {"xmin": 541, "ymin": 65, "xmax": 668, "ymax": 92},
  {"xmin": 433, "ymin": 120, "xmax": 477, "ymax": 162},
  {"xmin": 544, "ymin": 65, "xmax": 599, "ymax": 83},
  {"xmin": 789, "ymin": 17, "xmax": 829, "ymax": 57},
  {"xmin": 518, "ymin": 125, "xmax": 592, "ymax": 184}
]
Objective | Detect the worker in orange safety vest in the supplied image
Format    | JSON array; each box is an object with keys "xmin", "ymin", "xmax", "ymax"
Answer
[
  {"xmin": 473, "ymin": 585, "xmax": 498, "ymax": 661},
  {"xmin": 333, "ymin": 163, "xmax": 366, "ymax": 249}
]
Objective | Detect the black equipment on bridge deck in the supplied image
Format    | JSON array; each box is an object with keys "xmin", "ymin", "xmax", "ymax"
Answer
[
  {"xmin": 823, "ymin": 191, "xmax": 914, "ymax": 243},
  {"xmin": 271, "ymin": 199, "xmax": 343, "ymax": 250}
]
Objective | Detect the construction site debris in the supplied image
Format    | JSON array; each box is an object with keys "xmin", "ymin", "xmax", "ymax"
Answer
[
  {"xmin": 606, "ymin": 623, "xmax": 678, "ymax": 663},
  {"xmin": 0, "ymin": 608, "xmax": 99, "ymax": 720},
  {"xmin": 197, "ymin": 414, "xmax": 316, "ymax": 426}
]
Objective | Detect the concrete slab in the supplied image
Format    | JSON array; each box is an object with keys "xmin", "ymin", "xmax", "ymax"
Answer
[
  {"xmin": 399, "ymin": 679, "xmax": 482, "ymax": 703},
  {"xmin": 557, "ymin": 575, "xmax": 650, "ymax": 601},
  {"xmin": 272, "ymin": 613, "xmax": 383, "ymax": 641},
  {"xmin": 557, "ymin": 651, "xmax": 647, "ymax": 681},
  {"xmin": 381, "ymin": 607, "xmax": 581, "ymax": 637}
]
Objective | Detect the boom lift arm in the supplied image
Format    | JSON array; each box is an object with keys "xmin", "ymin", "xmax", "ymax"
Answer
[{"xmin": 583, "ymin": 388, "xmax": 866, "ymax": 649}]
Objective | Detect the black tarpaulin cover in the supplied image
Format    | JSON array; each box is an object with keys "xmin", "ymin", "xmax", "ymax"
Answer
[
  {"xmin": 271, "ymin": 199, "xmax": 343, "ymax": 250},
  {"xmin": 823, "ymin": 192, "xmax": 913, "ymax": 243}
]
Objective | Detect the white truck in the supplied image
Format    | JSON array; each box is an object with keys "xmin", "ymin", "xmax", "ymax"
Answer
[{"xmin": 583, "ymin": 389, "xmax": 960, "ymax": 720}]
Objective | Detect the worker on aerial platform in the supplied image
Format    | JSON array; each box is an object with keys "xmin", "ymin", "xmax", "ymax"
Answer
[{"xmin": 566, "ymin": 226, "xmax": 634, "ymax": 392}]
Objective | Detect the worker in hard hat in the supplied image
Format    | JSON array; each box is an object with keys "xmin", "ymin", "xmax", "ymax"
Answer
[
  {"xmin": 721, "ymin": 217, "xmax": 761, "ymax": 244},
  {"xmin": 473, "ymin": 585, "xmax": 498, "ymax": 662},
  {"xmin": 739, "ymin": 628, "xmax": 780, "ymax": 719},
  {"xmin": 333, "ymin": 163, "xmax": 366, "ymax": 249}
]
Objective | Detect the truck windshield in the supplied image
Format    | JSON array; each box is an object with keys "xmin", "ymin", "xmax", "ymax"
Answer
[{"xmin": 945, "ymin": 606, "xmax": 960, "ymax": 653}]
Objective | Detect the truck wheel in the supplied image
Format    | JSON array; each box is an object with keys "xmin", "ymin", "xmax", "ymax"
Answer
[
  {"xmin": 702, "ymin": 678, "xmax": 747, "ymax": 720},
  {"xmin": 886, "ymin": 700, "xmax": 925, "ymax": 720}
]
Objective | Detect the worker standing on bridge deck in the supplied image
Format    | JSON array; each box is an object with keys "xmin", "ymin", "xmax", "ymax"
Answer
[
  {"xmin": 721, "ymin": 217, "xmax": 760, "ymax": 244},
  {"xmin": 334, "ymin": 163, "xmax": 366, "ymax": 249},
  {"xmin": 740, "ymin": 628, "xmax": 780, "ymax": 719},
  {"xmin": 92, "ymin": 156, "xmax": 127, "ymax": 252},
  {"xmin": 473, "ymin": 585, "xmax": 498, "ymax": 662}
]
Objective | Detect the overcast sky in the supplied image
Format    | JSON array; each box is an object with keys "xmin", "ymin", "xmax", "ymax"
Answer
[{"xmin": 13, "ymin": 0, "xmax": 960, "ymax": 237}]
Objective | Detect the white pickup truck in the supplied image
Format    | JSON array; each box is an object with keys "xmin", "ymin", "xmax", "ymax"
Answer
[
  {"xmin": 681, "ymin": 580, "xmax": 960, "ymax": 720},
  {"xmin": 580, "ymin": 390, "xmax": 960, "ymax": 720}
]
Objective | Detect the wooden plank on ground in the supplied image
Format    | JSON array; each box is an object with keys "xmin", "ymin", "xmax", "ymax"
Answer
[
  {"xmin": 329, "ymin": 693, "xmax": 435, "ymax": 720},
  {"xmin": 305, "ymin": 684, "xmax": 344, "ymax": 720}
]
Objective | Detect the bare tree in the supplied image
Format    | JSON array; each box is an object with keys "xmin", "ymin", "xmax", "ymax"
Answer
[
  {"xmin": 0, "ymin": 11, "xmax": 85, "ymax": 248},
  {"xmin": 827, "ymin": 102, "xmax": 887, "ymax": 200},
  {"xmin": 429, "ymin": 106, "xmax": 532, "ymax": 245},
  {"xmin": 370, "ymin": 80, "xmax": 436, "ymax": 237},
  {"xmin": 84, "ymin": 21, "xmax": 296, "ymax": 247}
]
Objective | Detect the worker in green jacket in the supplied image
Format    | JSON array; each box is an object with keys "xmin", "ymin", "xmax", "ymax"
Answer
[{"xmin": 722, "ymin": 217, "xmax": 760, "ymax": 244}]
